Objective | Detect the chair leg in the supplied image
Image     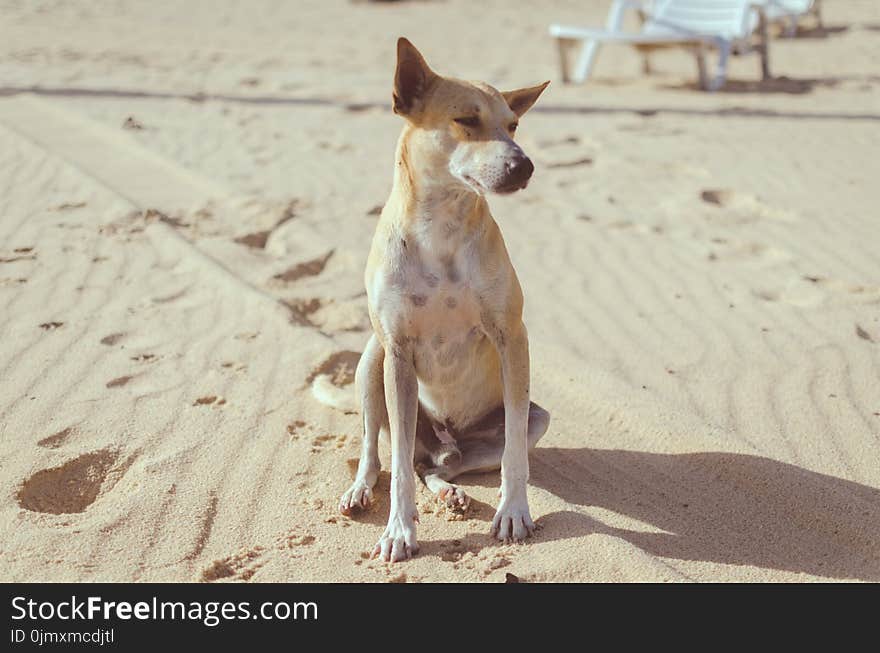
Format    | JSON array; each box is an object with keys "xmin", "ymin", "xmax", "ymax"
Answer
[
  {"xmin": 572, "ymin": 40, "xmax": 601, "ymax": 83},
  {"xmin": 757, "ymin": 12, "xmax": 771, "ymax": 80},
  {"xmin": 556, "ymin": 38, "xmax": 571, "ymax": 84},
  {"xmin": 695, "ymin": 46, "xmax": 709, "ymax": 90},
  {"xmin": 707, "ymin": 41, "xmax": 731, "ymax": 91}
]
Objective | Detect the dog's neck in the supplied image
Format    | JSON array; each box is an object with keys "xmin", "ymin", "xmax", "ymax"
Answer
[{"xmin": 390, "ymin": 126, "xmax": 490, "ymax": 252}]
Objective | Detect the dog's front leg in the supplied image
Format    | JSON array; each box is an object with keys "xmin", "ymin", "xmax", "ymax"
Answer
[
  {"xmin": 491, "ymin": 321, "xmax": 535, "ymax": 542},
  {"xmin": 373, "ymin": 339, "xmax": 420, "ymax": 562}
]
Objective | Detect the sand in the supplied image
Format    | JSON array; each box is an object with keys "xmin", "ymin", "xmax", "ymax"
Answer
[{"xmin": 1, "ymin": 0, "xmax": 879, "ymax": 582}]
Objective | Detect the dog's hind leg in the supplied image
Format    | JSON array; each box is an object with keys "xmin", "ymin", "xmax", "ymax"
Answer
[
  {"xmin": 421, "ymin": 402, "xmax": 549, "ymax": 511},
  {"xmin": 339, "ymin": 334, "xmax": 387, "ymax": 515}
]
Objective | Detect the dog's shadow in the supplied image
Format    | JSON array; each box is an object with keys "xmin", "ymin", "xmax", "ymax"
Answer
[
  {"xmin": 517, "ymin": 447, "xmax": 880, "ymax": 581},
  {"xmin": 349, "ymin": 449, "xmax": 880, "ymax": 579}
]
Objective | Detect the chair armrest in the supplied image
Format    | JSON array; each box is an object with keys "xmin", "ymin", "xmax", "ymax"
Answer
[
  {"xmin": 747, "ymin": 3, "xmax": 770, "ymax": 28},
  {"xmin": 549, "ymin": 0, "xmax": 651, "ymax": 37},
  {"xmin": 605, "ymin": 0, "xmax": 652, "ymax": 31}
]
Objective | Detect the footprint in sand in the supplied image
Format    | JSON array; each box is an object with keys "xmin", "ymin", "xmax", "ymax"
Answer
[
  {"xmin": 482, "ymin": 556, "xmax": 512, "ymax": 576},
  {"xmin": 200, "ymin": 547, "xmax": 266, "ymax": 582},
  {"xmin": 106, "ymin": 375, "xmax": 134, "ymax": 388},
  {"xmin": 706, "ymin": 239, "xmax": 792, "ymax": 267},
  {"xmin": 436, "ymin": 538, "xmax": 518, "ymax": 576},
  {"xmin": 286, "ymin": 297, "xmax": 369, "ymax": 333},
  {"xmin": 193, "ymin": 396, "xmax": 227, "ymax": 407},
  {"xmin": 546, "ymin": 156, "xmax": 593, "ymax": 169},
  {"xmin": 233, "ymin": 199, "xmax": 298, "ymax": 250},
  {"xmin": 37, "ymin": 426, "xmax": 75, "ymax": 449},
  {"xmin": 122, "ymin": 116, "xmax": 144, "ymax": 130},
  {"xmin": 439, "ymin": 542, "xmax": 512, "ymax": 578},
  {"xmin": 306, "ymin": 351, "xmax": 360, "ymax": 388},
  {"xmin": 272, "ymin": 250, "xmax": 334, "ymax": 284},
  {"xmin": 233, "ymin": 230, "xmax": 272, "ymax": 249},
  {"xmin": 100, "ymin": 333, "xmax": 125, "ymax": 346},
  {"xmin": 803, "ymin": 276, "xmax": 880, "ymax": 305},
  {"xmin": 282, "ymin": 533, "xmax": 316, "ymax": 547},
  {"xmin": 17, "ymin": 449, "xmax": 126, "ymax": 514},
  {"xmin": 282, "ymin": 297, "xmax": 323, "ymax": 327},
  {"xmin": 700, "ymin": 189, "xmax": 733, "ymax": 206},
  {"xmin": 699, "ymin": 188, "xmax": 797, "ymax": 223},
  {"xmin": 53, "ymin": 201, "xmax": 87, "ymax": 212},
  {"xmin": 151, "ymin": 288, "xmax": 188, "ymax": 304},
  {"xmin": 270, "ymin": 248, "xmax": 368, "ymax": 333},
  {"xmin": 310, "ymin": 434, "xmax": 347, "ymax": 453},
  {"xmin": 752, "ymin": 276, "xmax": 880, "ymax": 309},
  {"xmin": 439, "ymin": 539, "xmax": 481, "ymax": 563},
  {"xmin": 286, "ymin": 420, "xmax": 308, "ymax": 440},
  {"xmin": 199, "ymin": 528, "xmax": 317, "ymax": 582},
  {"xmin": 750, "ymin": 280, "xmax": 825, "ymax": 308},
  {"xmin": 856, "ymin": 324, "xmax": 876, "ymax": 343},
  {"xmin": 143, "ymin": 208, "xmax": 188, "ymax": 229},
  {"xmin": 0, "ymin": 247, "xmax": 37, "ymax": 263}
]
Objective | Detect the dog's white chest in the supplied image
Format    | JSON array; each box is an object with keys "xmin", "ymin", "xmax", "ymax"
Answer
[{"xmin": 397, "ymin": 251, "xmax": 490, "ymax": 387}]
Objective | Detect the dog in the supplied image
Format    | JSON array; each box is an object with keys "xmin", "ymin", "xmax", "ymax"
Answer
[{"xmin": 338, "ymin": 38, "xmax": 551, "ymax": 562}]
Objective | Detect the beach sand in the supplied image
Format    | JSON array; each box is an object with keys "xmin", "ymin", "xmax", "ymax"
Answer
[{"xmin": 1, "ymin": 0, "xmax": 879, "ymax": 582}]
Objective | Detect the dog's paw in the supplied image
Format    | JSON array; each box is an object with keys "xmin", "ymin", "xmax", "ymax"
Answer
[
  {"xmin": 339, "ymin": 480, "xmax": 373, "ymax": 515},
  {"xmin": 491, "ymin": 498, "xmax": 535, "ymax": 542},
  {"xmin": 373, "ymin": 514, "xmax": 419, "ymax": 562},
  {"xmin": 439, "ymin": 485, "xmax": 471, "ymax": 513}
]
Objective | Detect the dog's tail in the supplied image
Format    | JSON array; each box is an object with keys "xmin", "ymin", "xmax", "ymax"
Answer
[{"xmin": 311, "ymin": 374, "xmax": 358, "ymax": 414}]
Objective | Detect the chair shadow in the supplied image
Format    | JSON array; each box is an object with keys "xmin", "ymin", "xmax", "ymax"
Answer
[
  {"xmin": 533, "ymin": 103, "xmax": 880, "ymax": 122},
  {"xmin": 663, "ymin": 75, "xmax": 842, "ymax": 95},
  {"xmin": 526, "ymin": 447, "xmax": 880, "ymax": 581},
  {"xmin": 790, "ymin": 24, "xmax": 850, "ymax": 39},
  {"xmin": 4, "ymin": 85, "xmax": 879, "ymax": 122}
]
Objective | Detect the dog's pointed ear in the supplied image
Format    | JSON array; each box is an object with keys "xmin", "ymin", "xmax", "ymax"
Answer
[
  {"xmin": 393, "ymin": 38, "xmax": 436, "ymax": 117},
  {"xmin": 502, "ymin": 81, "xmax": 550, "ymax": 118}
]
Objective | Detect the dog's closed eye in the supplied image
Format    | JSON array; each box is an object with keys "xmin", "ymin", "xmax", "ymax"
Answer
[{"xmin": 453, "ymin": 116, "xmax": 480, "ymax": 128}]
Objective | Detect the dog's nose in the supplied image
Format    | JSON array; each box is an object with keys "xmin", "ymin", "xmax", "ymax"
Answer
[{"xmin": 506, "ymin": 155, "xmax": 534, "ymax": 187}]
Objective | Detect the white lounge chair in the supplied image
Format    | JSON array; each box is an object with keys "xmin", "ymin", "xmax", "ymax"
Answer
[
  {"xmin": 549, "ymin": 0, "xmax": 772, "ymax": 91},
  {"xmin": 763, "ymin": 0, "xmax": 821, "ymax": 36}
]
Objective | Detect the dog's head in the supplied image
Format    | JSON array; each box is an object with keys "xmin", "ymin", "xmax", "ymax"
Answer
[{"xmin": 392, "ymin": 37, "xmax": 548, "ymax": 196}]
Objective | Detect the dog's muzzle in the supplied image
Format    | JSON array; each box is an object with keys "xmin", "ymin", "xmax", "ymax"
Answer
[{"xmin": 498, "ymin": 155, "xmax": 534, "ymax": 193}]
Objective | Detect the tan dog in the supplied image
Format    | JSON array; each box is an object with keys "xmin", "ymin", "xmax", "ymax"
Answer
[{"xmin": 339, "ymin": 38, "xmax": 550, "ymax": 562}]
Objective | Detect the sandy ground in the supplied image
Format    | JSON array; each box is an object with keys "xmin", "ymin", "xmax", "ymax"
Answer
[{"xmin": 1, "ymin": 0, "xmax": 879, "ymax": 582}]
